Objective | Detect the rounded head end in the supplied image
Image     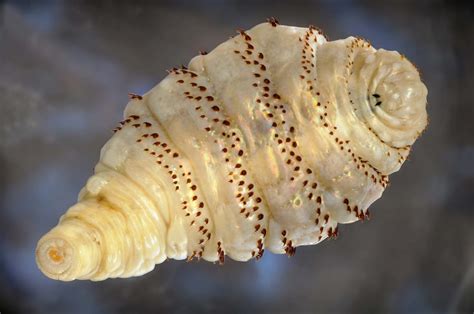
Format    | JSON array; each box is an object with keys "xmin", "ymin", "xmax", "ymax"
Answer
[
  {"xmin": 36, "ymin": 221, "xmax": 101, "ymax": 281},
  {"xmin": 36, "ymin": 237, "xmax": 75, "ymax": 280}
]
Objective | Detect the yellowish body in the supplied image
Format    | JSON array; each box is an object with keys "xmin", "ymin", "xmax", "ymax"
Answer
[{"xmin": 36, "ymin": 22, "xmax": 428, "ymax": 281}]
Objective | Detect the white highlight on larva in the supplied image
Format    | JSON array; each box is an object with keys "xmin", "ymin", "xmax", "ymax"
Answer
[{"xmin": 36, "ymin": 19, "xmax": 428, "ymax": 281}]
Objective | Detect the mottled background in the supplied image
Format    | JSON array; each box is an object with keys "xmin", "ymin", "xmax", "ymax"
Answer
[{"xmin": 0, "ymin": 0, "xmax": 473, "ymax": 313}]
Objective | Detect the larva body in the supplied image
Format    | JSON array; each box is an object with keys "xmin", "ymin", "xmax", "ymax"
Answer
[{"xmin": 36, "ymin": 21, "xmax": 428, "ymax": 281}]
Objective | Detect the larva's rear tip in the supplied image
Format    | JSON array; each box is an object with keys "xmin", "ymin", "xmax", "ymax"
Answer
[{"xmin": 36, "ymin": 236, "xmax": 75, "ymax": 281}]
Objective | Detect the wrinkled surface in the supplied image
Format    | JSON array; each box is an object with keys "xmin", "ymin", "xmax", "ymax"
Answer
[
  {"xmin": 1, "ymin": 1, "xmax": 473, "ymax": 313},
  {"xmin": 35, "ymin": 22, "xmax": 426, "ymax": 281}
]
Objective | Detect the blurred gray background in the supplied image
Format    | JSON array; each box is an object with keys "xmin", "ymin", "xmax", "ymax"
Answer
[{"xmin": 1, "ymin": 0, "xmax": 473, "ymax": 313}]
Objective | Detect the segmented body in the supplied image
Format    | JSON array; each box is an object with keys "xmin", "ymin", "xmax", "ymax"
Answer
[{"xmin": 36, "ymin": 20, "xmax": 427, "ymax": 281}]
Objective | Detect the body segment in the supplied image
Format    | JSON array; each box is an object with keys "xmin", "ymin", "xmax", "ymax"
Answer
[{"xmin": 36, "ymin": 21, "xmax": 428, "ymax": 281}]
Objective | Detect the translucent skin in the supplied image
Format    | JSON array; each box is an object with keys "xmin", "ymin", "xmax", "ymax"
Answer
[{"xmin": 36, "ymin": 22, "xmax": 428, "ymax": 281}]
